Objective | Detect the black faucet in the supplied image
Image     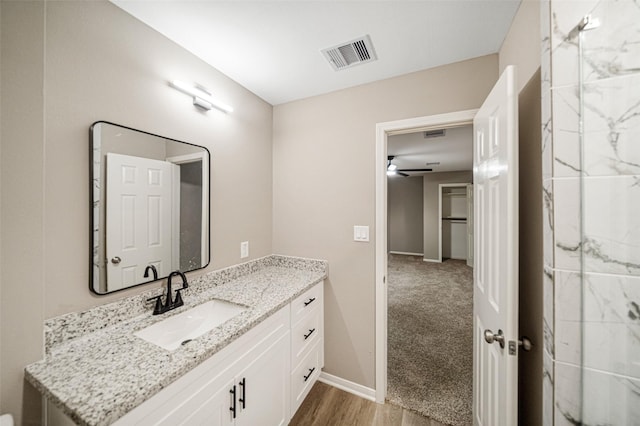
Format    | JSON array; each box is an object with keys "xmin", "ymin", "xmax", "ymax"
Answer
[
  {"xmin": 147, "ymin": 270, "xmax": 189, "ymax": 315},
  {"xmin": 143, "ymin": 265, "xmax": 158, "ymax": 281}
]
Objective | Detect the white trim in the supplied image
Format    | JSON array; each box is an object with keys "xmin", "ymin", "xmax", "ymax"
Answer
[
  {"xmin": 374, "ymin": 121, "xmax": 388, "ymax": 404},
  {"xmin": 375, "ymin": 109, "xmax": 478, "ymax": 404},
  {"xmin": 166, "ymin": 152, "xmax": 209, "ymax": 266},
  {"xmin": 438, "ymin": 183, "xmax": 469, "ymax": 263},
  {"xmin": 438, "ymin": 184, "xmax": 443, "ymax": 262},
  {"xmin": 388, "ymin": 251, "xmax": 424, "ymax": 256},
  {"xmin": 171, "ymin": 164, "xmax": 181, "ymax": 269},
  {"xmin": 318, "ymin": 372, "xmax": 376, "ymax": 402},
  {"xmin": 165, "ymin": 152, "xmax": 204, "ymax": 164},
  {"xmin": 422, "ymin": 258, "xmax": 441, "ymax": 263}
]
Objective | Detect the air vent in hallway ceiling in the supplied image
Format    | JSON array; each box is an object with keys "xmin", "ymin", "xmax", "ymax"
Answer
[
  {"xmin": 424, "ymin": 129, "xmax": 446, "ymax": 138},
  {"xmin": 321, "ymin": 35, "xmax": 377, "ymax": 71}
]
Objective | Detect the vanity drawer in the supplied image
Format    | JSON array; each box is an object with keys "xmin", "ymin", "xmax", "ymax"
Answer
[
  {"xmin": 291, "ymin": 307, "xmax": 321, "ymax": 367},
  {"xmin": 291, "ymin": 340, "xmax": 322, "ymax": 414},
  {"xmin": 291, "ymin": 283, "xmax": 323, "ymax": 325}
]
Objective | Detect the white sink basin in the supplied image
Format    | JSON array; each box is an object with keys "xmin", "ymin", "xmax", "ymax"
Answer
[{"xmin": 134, "ymin": 299, "xmax": 246, "ymax": 351}]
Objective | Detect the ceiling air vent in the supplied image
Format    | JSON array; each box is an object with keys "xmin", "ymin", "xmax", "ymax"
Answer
[
  {"xmin": 322, "ymin": 35, "xmax": 377, "ymax": 71},
  {"xmin": 424, "ymin": 129, "xmax": 446, "ymax": 138}
]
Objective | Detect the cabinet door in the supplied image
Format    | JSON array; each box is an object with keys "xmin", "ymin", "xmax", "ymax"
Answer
[
  {"xmin": 236, "ymin": 331, "xmax": 291, "ymax": 426},
  {"xmin": 291, "ymin": 340, "xmax": 322, "ymax": 414},
  {"xmin": 178, "ymin": 378, "xmax": 235, "ymax": 426}
]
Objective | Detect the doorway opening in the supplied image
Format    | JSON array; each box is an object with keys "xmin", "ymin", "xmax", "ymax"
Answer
[
  {"xmin": 375, "ymin": 110, "xmax": 478, "ymax": 425},
  {"xmin": 166, "ymin": 152, "xmax": 210, "ymax": 270},
  {"xmin": 386, "ymin": 125, "xmax": 474, "ymax": 425}
]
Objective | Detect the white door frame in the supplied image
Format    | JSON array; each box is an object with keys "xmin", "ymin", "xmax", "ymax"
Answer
[
  {"xmin": 166, "ymin": 152, "xmax": 210, "ymax": 266},
  {"xmin": 374, "ymin": 109, "xmax": 478, "ymax": 403},
  {"xmin": 438, "ymin": 183, "xmax": 470, "ymax": 263}
]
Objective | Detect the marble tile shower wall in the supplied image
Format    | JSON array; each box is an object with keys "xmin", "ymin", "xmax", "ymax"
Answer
[{"xmin": 542, "ymin": 0, "xmax": 640, "ymax": 424}]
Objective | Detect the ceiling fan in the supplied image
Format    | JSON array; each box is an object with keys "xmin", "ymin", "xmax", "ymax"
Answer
[{"xmin": 387, "ymin": 155, "xmax": 436, "ymax": 177}]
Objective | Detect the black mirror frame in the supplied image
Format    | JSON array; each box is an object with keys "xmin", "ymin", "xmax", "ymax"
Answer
[{"xmin": 89, "ymin": 120, "xmax": 211, "ymax": 295}]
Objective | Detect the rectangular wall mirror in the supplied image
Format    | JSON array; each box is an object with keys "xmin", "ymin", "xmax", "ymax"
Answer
[{"xmin": 90, "ymin": 121, "xmax": 210, "ymax": 294}]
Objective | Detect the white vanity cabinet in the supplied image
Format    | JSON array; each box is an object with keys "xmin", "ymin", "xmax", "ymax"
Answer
[
  {"xmin": 170, "ymin": 330, "xmax": 290, "ymax": 426},
  {"xmin": 114, "ymin": 306, "xmax": 291, "ymax": 426},
  {"xmin": 112, "ymin": 281, "xmax": 324, "ymax": 426},
  {"xmin": 233, "ymin": 329, "xmax": 290, "ymax": 426},
  {"xmin": 289, "ymin": 283, "xmax": 324, "ymax": 413}
]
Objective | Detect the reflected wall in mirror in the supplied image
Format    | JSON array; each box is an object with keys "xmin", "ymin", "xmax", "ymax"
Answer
[{"xmin": 91, "ymin": 121, "xmax": 210, "ymax": 294}]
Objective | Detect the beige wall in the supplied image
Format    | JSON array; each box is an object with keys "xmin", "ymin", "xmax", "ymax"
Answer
[
  {"xmin": 0, "ymin": 1, "xmax": 273, "ymax": 423},
  {"xmin": 44, "ymin": 2, "xmax": 273, "ymax": 318},
  {"xmin": 388, "ymin": 177, "xmax": 423, "ymax": 255},
  {"xmin": 273, "ymin": 55, "xmax": 498, "ymax": 388},
  {"xmin": 499, "ymin": 0, "xmax": 541, "ymax": 92},
  {"xmin": 1, "ymin": 2, "xmax": 46, "ymax": 424},
  {"xmin": 422, "ymin": 171, "xmax": 473, "ymax": 261}
]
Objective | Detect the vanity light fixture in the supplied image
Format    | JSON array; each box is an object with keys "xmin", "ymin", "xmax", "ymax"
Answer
[{"xmin": 170, "ymin": 80, "xmax": 234, "ymax": 113}]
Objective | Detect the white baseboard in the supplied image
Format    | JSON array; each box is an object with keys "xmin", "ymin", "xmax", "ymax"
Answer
[
  {"xmin": 318, "ymin": 372, "xmax": 377, "ymax": 402},
  {"xmin": 422, "ymin": 258, "xmax": 441, "ymax": 263},
  {"xmin": 388, "ymin": 251, "xmax": 424, "ymax": 256}
]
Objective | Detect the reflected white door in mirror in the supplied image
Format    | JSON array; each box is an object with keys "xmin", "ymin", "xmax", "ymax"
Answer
[{"xmin": 106, "ymin": 153, "xmax": 176, "ymax": 291}]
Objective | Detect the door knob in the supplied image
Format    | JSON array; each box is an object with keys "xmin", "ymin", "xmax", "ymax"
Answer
[
  {"xmin": 519, "ymin": 336, "xmax": 533, "ymax": 352},
  {"xmin": 111, "ymin": 256, "xmax": 121, "ymax": 265},
  {"xmin": 484, "ymin": 329, "xmax": 505, "ymax": 348}
]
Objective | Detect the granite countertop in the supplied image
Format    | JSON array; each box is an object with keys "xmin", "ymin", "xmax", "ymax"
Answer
[{"xmin": 25, "ymin": 255, "xmax": 328, "ymax": 426}]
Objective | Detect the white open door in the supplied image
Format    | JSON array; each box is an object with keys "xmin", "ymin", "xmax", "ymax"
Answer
[
  {"xmin": 472, "ymin": 65, "xmax": 518, "ymax": 425},
  {"xmin": 106, "ymin": 153, "xmax": 176, "ymax": 291}
]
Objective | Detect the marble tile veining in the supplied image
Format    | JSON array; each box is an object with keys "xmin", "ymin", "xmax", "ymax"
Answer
[
  {"xmin": 543, "ymin": 265, "xmax": 555, "ymax": 358},
  {"xmin": 582, "ymin": 368, "xmax": 640, "ymax": 426},
  {"xmin": 582, "ymin": 73, "xmax": 640, "ymax": 176},
  {"xmin": 26, "ymin": 255, "xmax": 328, "ymax": 426},
  {"xmin": 584, "ymin": 176, "xmax": 640, "ymax": 275},
  {"xmin": 554, "ymin": 270, "xmax": 582, "ymax": 364},
  {"xmin": 542, "ymin": 351, "xmax": 554, "ymax": 426},
  {"xmin": 552, "ymin": 178, "xmax": 581, "ymax": 271},
  {"xmin": 550, "ymin": 0, "xmax": 599, "ymax": 88},
  {"xmin": 583, "ymin": 272, "xmax": 640, "ymax": 378},
  {"xmin": 580, "ymin": 0, "xmax": 640, "ymax": 83},
  {"xmin": 542, "ymin": 179, "xmax": 555, "ymax": 269},
  {"xmin": 551, "ymin": 85, "xmax": 581, "ymax": 177},
  {"xmin": 554, "ymin": 362, "xmax": 582, "ymax": 426},
  {"xmin": 541, "ymin": 85, "xmax": 553, "ymax": 180}
]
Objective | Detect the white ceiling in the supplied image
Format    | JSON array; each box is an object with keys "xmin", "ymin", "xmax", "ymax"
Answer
[
  {"xmin": 112, "ymin": 0, "xmax": 522, "ymax": 105},
  {"xmin": 388, "ymin": 125, "xmax": 473, "ymax": 176}
]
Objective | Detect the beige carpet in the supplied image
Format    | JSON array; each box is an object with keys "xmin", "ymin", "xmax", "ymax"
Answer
[{"xmin": 387, "ymin": 254, "xmax": 473, "ymax": 426}]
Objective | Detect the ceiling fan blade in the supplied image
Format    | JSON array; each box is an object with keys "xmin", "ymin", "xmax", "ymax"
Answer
[
  {"xmin": 398, "ymin": 172, "xmax": 410, "ymax": 177},
  {"xmin": 397, "ymin": 168, "xmax": 433, "ymax": 172}
]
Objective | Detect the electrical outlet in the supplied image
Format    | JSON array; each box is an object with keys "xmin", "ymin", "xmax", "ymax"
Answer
[{"xmin": 240, "ymin": 241, "xmax": 249, "ymax": 258}]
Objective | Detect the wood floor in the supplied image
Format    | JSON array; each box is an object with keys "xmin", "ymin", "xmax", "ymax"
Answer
[{"xmin": 289, "ymin": 382, "xmax": 448, "ymax": 426}]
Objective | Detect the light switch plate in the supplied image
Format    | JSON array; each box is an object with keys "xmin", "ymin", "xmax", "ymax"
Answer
[
  {"xmin": 353, "ymin": 225, "xmax": 370, "ymax": 242},
  {"xmin": 240, "ymin": 241, "xmax": 249, "ymax": 258}
]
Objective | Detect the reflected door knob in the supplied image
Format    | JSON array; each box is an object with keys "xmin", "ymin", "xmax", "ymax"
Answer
[
  {"xmin": 484, "ymin": 329, "xmax": 505, "ymax": 348},
  {"xmin": 111, "ymin": 256, "xmax": 121, "ymax": 265}
]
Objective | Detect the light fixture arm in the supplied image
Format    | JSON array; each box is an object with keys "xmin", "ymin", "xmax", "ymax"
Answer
[{"xmin": 170, "ymin": 80, "xmax": 234, "ymax": 113}]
